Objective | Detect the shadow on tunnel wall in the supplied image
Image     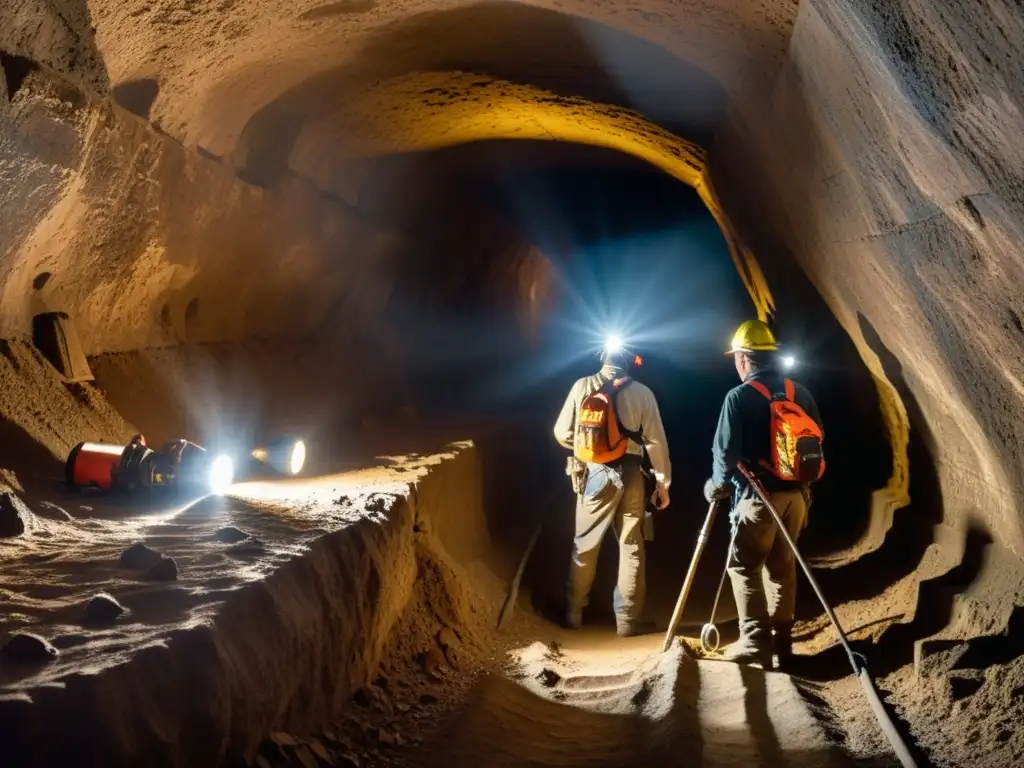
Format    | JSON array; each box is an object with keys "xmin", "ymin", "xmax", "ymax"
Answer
[
  {"xmin": 0, "ymin": 418, "xmax": 63, "ymax": 482},
  {"xmin": 802, "ymin": 313, "xmax": 945, "ymax": 610},
  {"xmin": 228, "ymin": 1, "xmax": 727, "ymax": 188},
  {"xmin": 792, "ymin": 522, "xmax": 991, "ymax": 689}
]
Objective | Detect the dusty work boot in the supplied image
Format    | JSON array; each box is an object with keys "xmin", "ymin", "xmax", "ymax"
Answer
[
  {"xmin": 722, "ymin": 645, "xmax": 774, "ymax": 670},
  {"xmin": 721, "ymin": 635, "xmax": 774, "ymax": 670},
  {"xmin": 616, "ymin": 618, "xmax": 656, "ymax": 637},
  {"xmin": 773, "ymin": 622, "xmax": 794, "ymax": 670}
]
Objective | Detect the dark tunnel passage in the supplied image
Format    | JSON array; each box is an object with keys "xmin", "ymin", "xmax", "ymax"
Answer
[{"xmin": 347, "ymin": 140, "xmax": 895, "ymax": 631}]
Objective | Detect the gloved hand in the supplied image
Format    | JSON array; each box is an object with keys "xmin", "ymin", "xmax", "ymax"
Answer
[
  {"xmin": 703, "ymin": 478, "xmax": 731, "ymax": 503},
  {"xmin": 651, "ymin": 483, "xmax": 670, "ymax": 510}
]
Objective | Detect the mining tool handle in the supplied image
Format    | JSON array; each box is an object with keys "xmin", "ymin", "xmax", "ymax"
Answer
[
  {"xmin": 661, "ymin": 498, "xmax": 722, "ymax": 652},
  {"xmin": 497, "ymin": 521, "xmax": 543, "ymax": 632}
]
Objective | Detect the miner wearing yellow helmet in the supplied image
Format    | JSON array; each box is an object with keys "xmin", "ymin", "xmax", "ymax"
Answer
[{"xmin": 706, "ymin": 320, "xmax": 825, "ymax": 670}]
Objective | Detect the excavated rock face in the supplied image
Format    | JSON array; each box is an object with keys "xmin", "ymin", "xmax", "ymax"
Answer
[
  {"xmin": 717, "ymin": 0, "xmax": 1024, "ymax": 559},
  {"xmin": 0, "ymin": 0, "xmax": 1022, "ymax": 660}
]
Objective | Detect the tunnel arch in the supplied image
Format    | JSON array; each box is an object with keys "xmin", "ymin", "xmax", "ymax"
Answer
[
  {"xmin": 283, "ymin": 72, "xmax": 776, "ymax": 321},
  {"xmin": 195, "ymin": 2, "xmax": 779, "ymax": 322}
]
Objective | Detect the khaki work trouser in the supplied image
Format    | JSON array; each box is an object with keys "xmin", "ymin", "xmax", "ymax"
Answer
[
  {"xmin": 726, "ymin": 486, "xmax": 809, "ymax": 653},
  {"xmin": 567, "ymin": 458, "xmax": 646, "ymax": 630}
]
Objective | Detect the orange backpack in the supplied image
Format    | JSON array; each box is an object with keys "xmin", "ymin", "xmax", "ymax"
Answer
[
  {"xmin": 747, "ymin": 378, "xmax": 825, "ymax": 483},
  {"xmin": 574, "ymin": 378, "xmax": 636, "ymax": 464}
]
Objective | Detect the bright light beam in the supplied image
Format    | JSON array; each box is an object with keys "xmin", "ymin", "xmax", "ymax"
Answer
[
  {"xmin": 604, "ymin": 333, "xmax": 624, "ymax": 355},
  {"xmin": 209, "ymin": 455, "xmax": 235, "ymax": 495}
]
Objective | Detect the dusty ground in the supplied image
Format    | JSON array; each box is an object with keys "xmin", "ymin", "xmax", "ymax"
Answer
[
  {"xmin": 246, "ymin": 590, "xmax": 862, "ymax": 768},
  {"xmin": 0, "ymin": 452, "xmax": 450, "ymax": 690}
]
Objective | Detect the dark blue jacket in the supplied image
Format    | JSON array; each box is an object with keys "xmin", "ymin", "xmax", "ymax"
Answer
[{"xmin": 711, "ymin": 368, "xmax": 823, "ymax": 491}]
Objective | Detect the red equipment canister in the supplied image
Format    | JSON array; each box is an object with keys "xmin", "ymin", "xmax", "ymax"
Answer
[{"xmin": 65, "ymin": 442, "xmax": 127, "ymax": 490}]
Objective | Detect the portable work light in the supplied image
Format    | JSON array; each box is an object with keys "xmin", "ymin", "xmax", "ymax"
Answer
[
  {"xmin": 66, "ymin": 435, "xmax": 235, "ymax": 495},
  {"xmin": 251, "ymin": 436, "xmax": 307, "ymax": 476}
]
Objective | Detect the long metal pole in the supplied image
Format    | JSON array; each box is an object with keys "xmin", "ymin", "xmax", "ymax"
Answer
[
  {"xmin": 738, "ymin": 463, "xmax": 918, "ymax": 768},
  {"xmin": 661, "ymin": 499, "xmax": 722, "ymax": 652},
  {"xmin": 707, "ymin": 522, "xmax": 740, "ymax": 627},
  {"xmin": 497, "ymin": 522, "xmax": 543, "ymax": 631}
]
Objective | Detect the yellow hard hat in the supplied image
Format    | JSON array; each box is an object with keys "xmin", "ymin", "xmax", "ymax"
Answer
[{"xmin": 726, "ymin": 320, "xmax": 778, "ymax": 355}]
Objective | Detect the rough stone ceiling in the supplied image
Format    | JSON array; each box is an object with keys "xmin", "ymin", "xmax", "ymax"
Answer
[
  {"xmin": 78, "ymin": 0, "xmax": 796, "ymax": 318},
  {"xmin": 90, "ymin": 0, "xmax": 798, "ymax": 154}
]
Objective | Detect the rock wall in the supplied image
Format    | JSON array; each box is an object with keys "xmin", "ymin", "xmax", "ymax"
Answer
[
  {"xmin": 0, "ymin": 65, "xmax": 398, "ymax": 354},
  {"xmin": 714, "ymin": 0, "xmax": 1024, "ymax": 564}
]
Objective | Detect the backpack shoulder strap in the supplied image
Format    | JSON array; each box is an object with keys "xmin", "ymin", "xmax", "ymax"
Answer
[
  {"xmin": 610, "ymin": 378, "xmax": 644, "ymax": 445},
  {"xmin": 784, "ymin": 378, "xmax": 795, "ymax": 401},
  {"xmin": 747, "ymin": 380, "xmax": 772, "ymax": 400}
]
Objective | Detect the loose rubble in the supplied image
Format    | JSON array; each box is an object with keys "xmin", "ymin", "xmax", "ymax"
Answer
[
  {"xmin": 1, "ymin": 632, "xmax": 59, "ymax": 664},
  {"xmin": 82, "ymin": 593, "xmax": 127, "ymax": 625},
  {"xmin": 0, "ymin": 492, "xmax": 27, "ymax": 537}
]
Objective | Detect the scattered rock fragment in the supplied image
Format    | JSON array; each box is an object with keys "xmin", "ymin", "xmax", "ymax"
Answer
[
  {"xmin": 0, "ymin": 492, "xmax": 27, "ymax": 537},
  {"xmin": 336, "ymin": 755, "xmax": 360, "ymax": 768},
  {"xmin": 119, "ymin": 542, "xmax": 162, "ymax": 570},
  {"xmin": 255, "ymin": 757, "xmax": 273, "ymax": 768},
  {"xmin": 309, "ymin": 740, "xmax": 333, "ymax": 764},
  {"xmin": 141, "ymin": 556, "xmax": 178, "ymax": 581},
  {"xmin": 538, "ymin": 668, "xmax": 561, "ymax": 688},
  {"xmin": 421, "ymin": 645, "xmax": 448, "ymax": 679},
  {"xmin": 212, "ymin": 526, "xmax": 250, "ymax": 543},
  {"xmin": 270, "ymin": 732, "xmax": 298, "ymax": 747},
  {"xmin": 82, "ymin": 592, "xmax": 126, "ymax": 625},
  {"xmin": 366, "ymin": 495, "xmax": 389, "ymax": 515},
  {"xmin": 293, "ymin": 744, "xmax": 320, "ymax": 768},
  {"xmin": 419, "ymin": 692, "xmax": 438, "ymax": 705},
  {"xmin": 0, "ymin": 632, "xmax": 59, "ymax": 664}
]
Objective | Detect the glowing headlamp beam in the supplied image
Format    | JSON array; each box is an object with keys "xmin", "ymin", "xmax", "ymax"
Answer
[{"xmin": 604, "ymin": 333, "xmax": 624, "ymax": 356}]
